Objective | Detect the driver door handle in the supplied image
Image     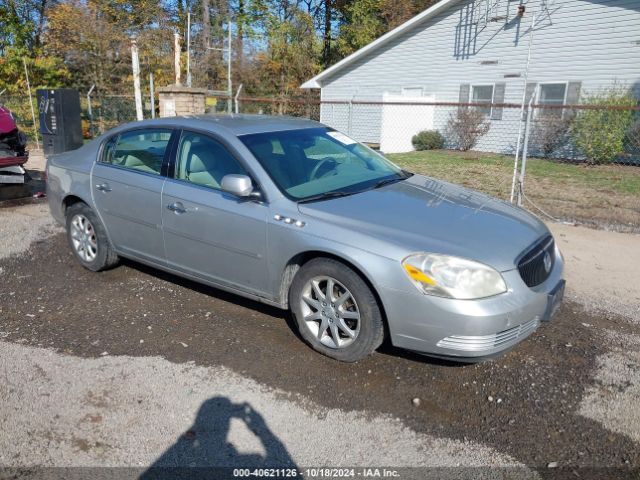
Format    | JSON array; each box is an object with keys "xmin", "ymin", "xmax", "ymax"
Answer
[
  {"xmin": 167, "ymin": 202, "xmax": 187, "ymax": 214},
  {"xmin": 95, "ymin": 183, "xmax": 112, "ymax": 192}
]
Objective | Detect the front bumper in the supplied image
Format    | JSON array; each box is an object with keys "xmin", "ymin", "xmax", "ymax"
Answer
[{"xmin": 380, "ymin": 250, "xmax": 564, "ymax": 360}]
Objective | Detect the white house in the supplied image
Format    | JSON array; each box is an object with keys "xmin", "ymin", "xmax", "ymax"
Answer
[{"xmin": 302, "ymin": 0, "xmax": 640, "ymax": 154}]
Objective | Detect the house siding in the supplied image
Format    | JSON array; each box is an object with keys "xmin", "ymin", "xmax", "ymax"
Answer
[{"xmin": 318, "ymin": 0, "xmax": 640, "ymax": 152}]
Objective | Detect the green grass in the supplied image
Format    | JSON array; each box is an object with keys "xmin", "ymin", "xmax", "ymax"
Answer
[
  {"xmin": 388, "ymin": 149, "xmax": 640, "ymax": 231},
  {"xmin": 389, "ymin": 150, "xmax": 640, "ymax": 196}
]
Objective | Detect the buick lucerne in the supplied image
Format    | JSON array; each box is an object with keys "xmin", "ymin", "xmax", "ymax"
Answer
[{"xmin": 47, "ymin": 115, "xmax": 565, "ymax": 362}]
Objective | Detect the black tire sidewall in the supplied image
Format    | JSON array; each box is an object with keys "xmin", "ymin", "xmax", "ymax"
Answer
[
  {"xmin": 290, "ymin": 258, "xmax": 384, "ymax": 362},
  {"xmin": 65, "ymin": 203, "xmax": 113, "ymax": 272}
]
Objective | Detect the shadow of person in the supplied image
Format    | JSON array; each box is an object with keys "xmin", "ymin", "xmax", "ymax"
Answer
[{"xmin": 139, "ymin": 397, "xmax": 298, "ymax": 480}]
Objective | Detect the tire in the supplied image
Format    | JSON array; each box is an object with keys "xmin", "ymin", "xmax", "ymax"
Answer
[
  {"xmin": 290, "ymin": 258, "xmax": 384, "ymax": 362},
  {"xmin": 65, "ymin": 202, "xmax": 119, "ymax": 272}
]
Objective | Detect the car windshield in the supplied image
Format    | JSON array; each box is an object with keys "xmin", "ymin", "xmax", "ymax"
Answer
[{"xmin": 240, "ymin": 127, "xmax": 407, "ymax": 201}]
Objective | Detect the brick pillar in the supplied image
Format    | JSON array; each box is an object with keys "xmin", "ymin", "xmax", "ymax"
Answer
[{"xmin": 157, "ymin": 86, "xmax": 208, "ymax": 117}]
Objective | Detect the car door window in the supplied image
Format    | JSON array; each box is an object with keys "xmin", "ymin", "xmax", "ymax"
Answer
[
  {"xmin": 175, "ymin": 131, "xmax": 246, "ymax": 189},
  {"xmin": 102, "ymin": 129, "xmax": 172, "ymax": 175}
]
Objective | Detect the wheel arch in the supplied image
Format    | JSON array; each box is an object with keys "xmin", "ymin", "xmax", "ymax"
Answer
[
  {"xmin": 279, "ymin": 250, "xmax": 390, "ymax": 337},
  {"xmin": 62, "ymin": 194, "xmax": 90, "ymax": 213}
]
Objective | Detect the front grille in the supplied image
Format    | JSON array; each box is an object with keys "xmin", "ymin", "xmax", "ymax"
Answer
[
  {"xmin": 517, "ymin": 235, "xmax": 555, "ymax": 287},
  {"xmin": 437, "ymin": 318, "xmax": 539, "ymax": 352}
]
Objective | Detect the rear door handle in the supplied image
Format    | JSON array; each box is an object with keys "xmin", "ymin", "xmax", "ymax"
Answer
[
  {"xmin": 167, "ymin": 202, "xmax": 187, "ymax": 214},
  {"xmin": 95, "ymin": 183, "xmax": 112, "ymax": 192}
]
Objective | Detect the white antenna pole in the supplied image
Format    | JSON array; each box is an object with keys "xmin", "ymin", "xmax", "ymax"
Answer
[
  {"xmin": 227, "ymin": 17, "xmax": 233, "ymax": 114},
  {"xmin": 186, "ymin": 12, "xmax": 192, "ymax": 87},
  {"xmin": 22, "ymin": 57, "xmax": 40, "ymax": 150},
  {"xmin": 509, "ymin": 2, "xmax": 539, "ymax": 203},
  {"xmin": 131, "ymin": 38, "xmax": 144, "ymax": 121}
]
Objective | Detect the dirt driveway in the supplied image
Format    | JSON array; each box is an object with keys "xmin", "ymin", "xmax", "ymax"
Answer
[{"xmin": 0, "ymin": 201, "xmax": 639, "ymax": 479}]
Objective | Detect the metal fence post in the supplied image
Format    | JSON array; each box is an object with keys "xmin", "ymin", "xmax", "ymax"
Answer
[
  {"xmin": 149, "ymin": 73, "xmax": 155, "ymax": 119},
  {"xmin": 517, "ymin": 87, "xmax": 537, "ymax": 207},
  {"xmin": 22, "ymin": 57, "xmax": 40, "ymax": 149},
  {"xmin": 234, "ymin": 84, "xmax": 243, "ymax": 114},
  {"xmin": 87, "ymin": 85, "xmax": 95, "ymax": 138}
]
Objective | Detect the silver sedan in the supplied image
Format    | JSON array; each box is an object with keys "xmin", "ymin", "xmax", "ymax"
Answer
[{"xmin": 47, "ymin": 115, "xmax": 565, "ymax": 362}]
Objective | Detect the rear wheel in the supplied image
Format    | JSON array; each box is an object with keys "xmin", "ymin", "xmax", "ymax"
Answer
[
  {"xmin": 65, "ymin": 202, "xmax": 118, "ymax": 271},
  {"xmin": 290, "ymin": 258, "xmax": 384, "ymax": 362}
]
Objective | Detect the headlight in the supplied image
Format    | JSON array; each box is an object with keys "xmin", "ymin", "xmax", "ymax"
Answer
[{"xmin": 402, "ymin": 253, "xmax": 507, "ymax": 300}]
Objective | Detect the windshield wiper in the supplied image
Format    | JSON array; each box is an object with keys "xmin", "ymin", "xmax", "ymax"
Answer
[
  {"xmin": 372, "ymin": 171, "xmax": 413, "ymax": 189},
  {"xmin": 298, "ymin": 190, "xmax": 356, "ymax": 204}
]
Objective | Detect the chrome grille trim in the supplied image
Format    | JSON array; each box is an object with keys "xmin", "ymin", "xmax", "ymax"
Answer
[{"xmin": 436, "ymin": 317, "xmax": 539, "ymax": 352}]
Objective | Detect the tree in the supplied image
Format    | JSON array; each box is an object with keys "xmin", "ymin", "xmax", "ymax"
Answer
[
  {"xmin": 0, "ymin": 1, "xmax": 68, "ymax": 95},
  {"xmin": 0, "ymin": 46, "xmax": 69, "ymax": 95},
  {"xmin": 334, "ymin": 0, "xmax": 435, "ymax": 58},
  {"xmin": 255, "ymin": 6, "xmax": 321, "ymax": 96},
  {"xmin": 335, "ymin": 0, "xmax": 384, "ymax": 57},
  {"xmin": 0, "ymin": 0, "xmax": 55, "ymax": 52}
]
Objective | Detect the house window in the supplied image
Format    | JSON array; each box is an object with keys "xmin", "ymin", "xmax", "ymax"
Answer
[
  {"xmin": 471, "ymin": 85, "xmax": 494, "ymax": 116},
  {"xmin": 538, "ymin": 83, "xmax": 567, "ymax": 116}
]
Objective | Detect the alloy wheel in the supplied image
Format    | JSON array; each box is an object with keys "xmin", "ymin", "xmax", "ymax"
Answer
[
  {"xmin": 70, "ymin": 214, "xmax": 98, "ymax": 262},
  {"xmin": 300, "ymin": 276, "xmax": 361, "ymax": 349}
]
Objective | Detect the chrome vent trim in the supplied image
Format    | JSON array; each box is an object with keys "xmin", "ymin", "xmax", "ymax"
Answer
[{"xmin": 436, "ymin": 317, "xmax": 539, "ymax": 351}]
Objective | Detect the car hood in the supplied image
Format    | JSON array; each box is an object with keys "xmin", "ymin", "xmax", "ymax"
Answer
[{"xmin": 297, "ymin": 175, "xmax": 549, "ymax": 271}]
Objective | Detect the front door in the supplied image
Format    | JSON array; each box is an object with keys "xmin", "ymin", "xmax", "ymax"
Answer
[
  {"xmin": 92, "ymin": 128, "xmax": 173, "ymax": 264},
  {"xmin": 161, "ymin": 130, "xmax": 269, "ymax": 296}
]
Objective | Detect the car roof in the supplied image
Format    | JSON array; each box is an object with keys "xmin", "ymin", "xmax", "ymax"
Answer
[{"xmin": 112, "ymin": 114, "xmax": 323, "ymax": 137}]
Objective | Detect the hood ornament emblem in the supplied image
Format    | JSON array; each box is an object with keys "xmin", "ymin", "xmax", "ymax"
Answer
[{"xmin": 543, "ymin": 251, "xmax": 552, "ymax": 273}]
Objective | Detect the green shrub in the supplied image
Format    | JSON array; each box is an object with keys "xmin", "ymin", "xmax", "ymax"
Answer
[
  {"xmin": 412, "ymin": 130, "xmax": 445, "ymax": 150},
  {"xmin": 572, "ymin": 86, "xmax": 637, "ymax": 164}
]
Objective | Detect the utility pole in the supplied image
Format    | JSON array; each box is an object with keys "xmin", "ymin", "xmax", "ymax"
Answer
[{"xmin": 131, "ymin": 38, "xmax": 143, "ymax": 121}]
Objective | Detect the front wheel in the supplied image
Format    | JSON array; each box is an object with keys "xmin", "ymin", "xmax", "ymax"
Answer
[
  {"xmin": 290, "ymin": 258, "xmax": 384, "ymax": 362},
  {"xmin": 65, "ymin": 202, "xmax": 119, "ymax": 272}
]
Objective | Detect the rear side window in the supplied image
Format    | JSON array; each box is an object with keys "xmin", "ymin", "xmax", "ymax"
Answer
[{"xmin": 100, "ymin": 129, "xmax": 172, "ymax": 175}]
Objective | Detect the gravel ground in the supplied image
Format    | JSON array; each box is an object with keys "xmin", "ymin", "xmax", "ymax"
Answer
[
  {"xmin": 0, "ymin": 202, "xmax": 60, "ymax": 259},
  {"xmin": 0, "ymin": 340, "xmax": 524, "ymax": 469},
  {"xmin": 548, "ymin": 223, "xmax": 640, "ymax": 322},
  {"xmin": 1, "ymin": 200, "xmax": 639, "ymax": 478},
  {"xmin": 578, "ymin": 331, "xmax": 640, "ymax": 444}
]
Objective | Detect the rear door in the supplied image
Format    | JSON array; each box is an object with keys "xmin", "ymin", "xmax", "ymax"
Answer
[
  {"xmin": 161, "ymin": 130, "xmax": 270, "ymax": 295},
  {"xmin": 92, "ymin": 128, "xmax": 174, "ymax": 264}
]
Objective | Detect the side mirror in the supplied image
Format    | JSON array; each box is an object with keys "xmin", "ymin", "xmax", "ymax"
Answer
[{"xmin": 221, "ymin": 174, "xmax": 259, "ymax": 199}]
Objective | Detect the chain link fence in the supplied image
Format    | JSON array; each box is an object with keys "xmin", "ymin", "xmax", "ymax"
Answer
[
  {"xmin": 3, "ymin": 91, "xmax": 638, "ymax": 232},
  {"xmin": 237, "ymin": 97, "xmax": 640, "ymax": 233},
  {"xmin": 0, "ymin": 94, "xmax": 152, "ymax": 143}
]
